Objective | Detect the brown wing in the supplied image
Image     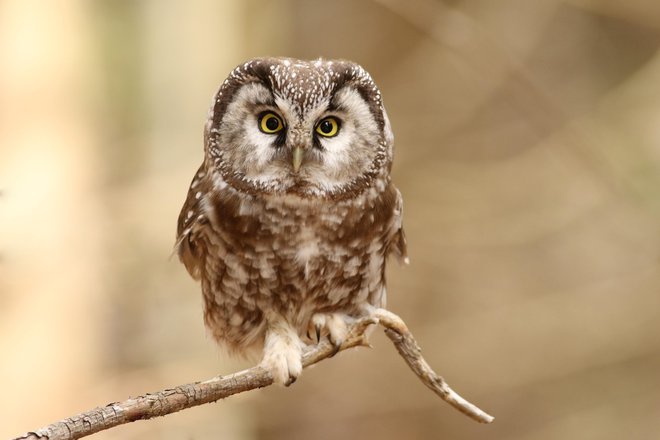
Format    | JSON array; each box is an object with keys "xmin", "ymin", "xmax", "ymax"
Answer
[
  {"xmin": 390, "ymin": 187, "xmax": 409, "ymax": 264},
  {"xmin": 175, "ymin": 164, "xmax": 209, "ymax": 280}
]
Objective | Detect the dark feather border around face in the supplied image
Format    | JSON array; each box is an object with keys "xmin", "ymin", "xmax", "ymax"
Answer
[{"xmin": 202, "ymin": 58, "xmax": 391, "ymax": 201}]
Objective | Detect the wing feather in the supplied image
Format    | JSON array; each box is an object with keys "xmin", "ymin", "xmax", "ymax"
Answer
[
  {"xmin": 390, "ymin": 187, "xmax": 409, "ymax": 264},
  {"xmin": 175, "ymin": 165, "xmax": 208, "ymax": 280}
]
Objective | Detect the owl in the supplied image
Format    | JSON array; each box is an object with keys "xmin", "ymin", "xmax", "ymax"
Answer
[{"xmin": 176, "ymin": 57, "xmax": 407, "ymax": 385}]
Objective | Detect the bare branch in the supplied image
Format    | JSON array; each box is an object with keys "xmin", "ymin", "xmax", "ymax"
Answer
[
  {"xmin": 373, "ymin": 309, "xmax": 494, "ymax": 423},
  {"xmin": 13, "ymin": 309, "xmax": 493, "ymax": 440}
]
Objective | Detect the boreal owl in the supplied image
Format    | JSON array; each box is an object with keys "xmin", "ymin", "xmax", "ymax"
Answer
[{"xmin": 176, "ymin": 58, "xmax": 407, "ymax": 385}]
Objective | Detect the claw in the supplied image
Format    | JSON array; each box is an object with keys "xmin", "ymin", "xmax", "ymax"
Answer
[
  {"xmin": 285, "ymin": 375, "xmax": 297, "ymax": 387},
  {"xmin": 315, "ymin": 323, "xmax": 322, "ymax": 343},
  {"xmin": 328, "ymin": 334, "xmax": 342, "ymax": 357},
  {"xmin": 328, "ymin": 343, "xmax": 341, "ymax": 357}
]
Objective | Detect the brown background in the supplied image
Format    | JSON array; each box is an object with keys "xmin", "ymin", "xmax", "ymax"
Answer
[{"xmin": 2, "ymin": 0, "xmax": 660, "ymax": 438}]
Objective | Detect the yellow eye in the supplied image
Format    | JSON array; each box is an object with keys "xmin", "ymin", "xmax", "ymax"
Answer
[
  {"xmin": 315, "ymin": 117, "xmax": 340, "ymax": 137},
  {"xmin": 259, "ymin": 112, "xmax": 284, "ymax": 134}
]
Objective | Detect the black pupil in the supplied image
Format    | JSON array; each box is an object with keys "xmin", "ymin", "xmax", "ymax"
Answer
[
  {"xmin": 320, "ymin": 120, "xmax": 333, "ymax": 133},
  {"xmin": 265, "ymin": 115, "xmax": 279, "ymax": 131}
]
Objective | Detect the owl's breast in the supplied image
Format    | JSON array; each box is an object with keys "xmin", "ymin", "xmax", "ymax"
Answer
[
  {"xmin": 292, "ymin": 226, "xmax": 320, "ymax": 266},
  {"xmin": 197, "ymin": 185, "xmax": 398, "ymax": 332}
]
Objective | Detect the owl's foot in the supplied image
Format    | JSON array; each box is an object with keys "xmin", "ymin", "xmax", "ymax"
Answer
[
  {"xmin": 309, "ymin": 313, "xmax": 351, "ymax": 354},
  {"xmin": 261, "ymin": 315, "xmax": 303, "ymax": 386}
]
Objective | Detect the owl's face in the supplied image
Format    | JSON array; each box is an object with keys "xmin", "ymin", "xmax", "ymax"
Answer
[{"xmin": 205, "ymin": 58, "xmax": 393, "ymax": 199}]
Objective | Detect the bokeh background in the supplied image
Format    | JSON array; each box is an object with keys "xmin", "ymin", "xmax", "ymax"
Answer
[{"xmin": 2, "ymin": 0, "xmax": 660, "ymax": 438}]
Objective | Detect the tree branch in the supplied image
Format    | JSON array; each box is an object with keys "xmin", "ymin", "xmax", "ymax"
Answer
[{"xmin": 14, "ymin": 309, "xmax": 493, "ymax": 440}]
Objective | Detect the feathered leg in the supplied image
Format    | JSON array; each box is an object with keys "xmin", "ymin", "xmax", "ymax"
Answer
[{"xmin": 260, "ymin": 311, "xmax": 303, "ymax": 385}]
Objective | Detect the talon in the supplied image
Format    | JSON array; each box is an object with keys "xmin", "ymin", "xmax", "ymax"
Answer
[
  {"xmin": 328, "ymin": 342, "xmax": 341, "ymax": 357},
  {"xmin": 315, "ymin": 323, "xmax": 322, "ymax": 343},
  {"xmin": 285, "ymin": 375, "xmax": 297, "ymax": 387},
  {"xmin": 328, "ymin": 333, "xmax": 342, "ymax": 357}
]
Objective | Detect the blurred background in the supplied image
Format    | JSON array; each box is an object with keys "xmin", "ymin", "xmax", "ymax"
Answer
[{"xmin": 2, "ymin": 0, "xmax": 660, "ymax": 438}]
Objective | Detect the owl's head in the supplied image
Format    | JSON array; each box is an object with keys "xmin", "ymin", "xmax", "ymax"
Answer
[{"xmin": 204, "ymin": 58, "xmax": 394, "ymax": 200}]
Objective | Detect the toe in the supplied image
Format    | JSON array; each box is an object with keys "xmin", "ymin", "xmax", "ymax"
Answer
[
  {"xmin": 326, "ymin": 313, "xmax": 349, "ymax": 348},
  {"xmin": 262, "ymin": 320, "xmax": 303, "ymax": 386},
  {"xmin": 310, "ymin": 314, "xmax": 327, "ymax": 344},
  {"xmin": 308, "ymin": 312, "xmax": 351, "ymax": 352},
  {"xmin": 261, "ymin": 349, "xmax": 303, "ymax": 385}
]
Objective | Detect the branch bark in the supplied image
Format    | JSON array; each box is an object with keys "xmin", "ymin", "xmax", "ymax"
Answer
[{"xmin": 14, "ymin": 309, "xmax": 493, "ymax": 440}]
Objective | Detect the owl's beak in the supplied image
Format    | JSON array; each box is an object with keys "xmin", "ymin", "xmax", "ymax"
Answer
[{"xmin": 292, "ymin": 146, "xmax": 304, "ymax": 173}]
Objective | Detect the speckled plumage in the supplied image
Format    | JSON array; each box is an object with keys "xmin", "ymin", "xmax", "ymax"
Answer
[{"xmin": 176, "ymin": 58, "xmax": 407, "ymax": 384}]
